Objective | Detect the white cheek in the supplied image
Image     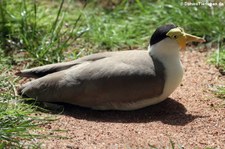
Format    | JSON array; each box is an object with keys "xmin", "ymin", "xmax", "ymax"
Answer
[{"xmin": 149, "ymin": 38, "xmax": 180, "ymax": 57}]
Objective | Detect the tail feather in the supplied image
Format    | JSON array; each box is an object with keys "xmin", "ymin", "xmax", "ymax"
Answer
[
  {"xmin": 17, "ymin": 85, "xmax": 23, "ymax": 96},
  {"xmin": 15, "ymin": 61, "xmax": 78, "ymax": 78},
  {"xmin": 15, "ymin": 52, "xmax": 111, "ymax": 78},
  {"xmin": 16, "ymin": 70, "xmax": 66, "ymax": 102},
  {"xmin": 17, "ymin": 84, "xmax": 29, "ymax": 98}
]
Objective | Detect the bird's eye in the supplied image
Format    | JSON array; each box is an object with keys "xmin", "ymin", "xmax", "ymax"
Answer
[{"xmin": 173, "ymin": 35, "xmax": 177, "ymax": 39}]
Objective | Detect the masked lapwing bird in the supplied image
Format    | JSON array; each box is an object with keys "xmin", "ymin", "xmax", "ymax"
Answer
[{"xmin": 16, "ymin": 24, "xmax": 205, "ymax": 110}]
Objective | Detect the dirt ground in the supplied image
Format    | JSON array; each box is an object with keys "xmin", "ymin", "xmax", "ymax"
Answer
[{"xmin": 34, "ymin": 50, "xmax": 225, "ymax": 149}]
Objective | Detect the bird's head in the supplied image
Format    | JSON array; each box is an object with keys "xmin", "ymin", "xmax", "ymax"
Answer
[{"xmin": 149, "ymin": 24, "xmax": 205, "ymax": 52}]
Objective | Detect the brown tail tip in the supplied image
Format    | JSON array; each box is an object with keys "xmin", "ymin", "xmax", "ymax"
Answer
[
  {"xmin": 17, "ymin": 86, "xmax": 23, "ymax": 96},
  {"xmin": 15, "ymin": 71, "xmax": 22, "ymax": 76},
  {"xmin": 17, "ymin": 86, "xmax": 29, "ymax": 98}
]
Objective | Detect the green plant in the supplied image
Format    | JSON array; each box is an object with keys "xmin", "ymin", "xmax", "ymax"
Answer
[
  {"xmin": 80, "ymin": 0, "xmax": 225, "ymax": 51},
  {"xmin": 0, "ymin": 0, "xmax": 86, "ymax": 65},
  {"xmin": 213, "ymin": 86, "xmax": 225, "ymax": 99},
  {"xmin": 210, "ymin": 45, "xmax": 225, "ymax": 72},
  {"xmin": 0, "ymin": 69, "xmax": 50, "ymax": 148}
]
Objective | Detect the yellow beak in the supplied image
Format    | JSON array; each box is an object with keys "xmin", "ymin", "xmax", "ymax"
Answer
[{"xmin": 177, "ymin": 33, "xmax": 206, "ymax": 50}]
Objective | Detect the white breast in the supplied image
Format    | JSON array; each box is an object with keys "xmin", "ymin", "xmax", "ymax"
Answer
[{"xmin": 157, "ymin": 55, "xmax": 183, "ymax": 99}]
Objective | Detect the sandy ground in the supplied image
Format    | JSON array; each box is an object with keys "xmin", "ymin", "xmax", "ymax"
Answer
[{"xmin": 33, "ymin": 50, "xmax": 225, "ymax": 149}]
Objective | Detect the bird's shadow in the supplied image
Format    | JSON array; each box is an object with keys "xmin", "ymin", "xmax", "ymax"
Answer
[{"xmin": 44, "ymin": 98, "xmax": 203, "ymax": 126}]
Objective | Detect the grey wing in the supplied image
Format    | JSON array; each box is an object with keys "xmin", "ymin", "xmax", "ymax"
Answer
[
  {"xmin": 16, "ymin": 52, "xmax": 114, "ymax": 78},
  {"xmin": 19, "ymin": 51, "xmax": 165, "ymax": 109}
]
